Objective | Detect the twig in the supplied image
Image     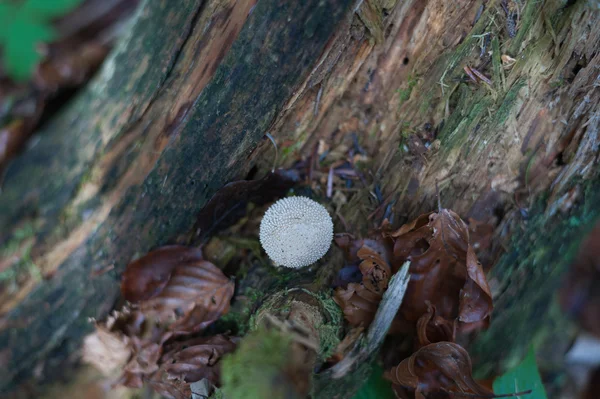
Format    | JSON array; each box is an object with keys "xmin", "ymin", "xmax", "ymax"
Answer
[
  {"xmin": 264, "ymin": 133, "xmax": 278, "ymax": 173},
  {"xmin": 328, "ymin": 262, "xmax": 411, "ymax": 378},
  {"xmin": 327, "ymin": 166, "xmax": 334, "ymax": 198},
  {"xmin": 435, "ymin": 180, "xmax": 442, "ymax": 211},
  {"xmin": 314, "ymin": 84, "xmax": 323, "ymax": 116}
]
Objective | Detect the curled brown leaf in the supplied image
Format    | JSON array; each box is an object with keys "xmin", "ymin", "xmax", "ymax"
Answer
[
  {"xmin": 416, "ymin": 303, "xmax": 455, "ymax": 347},
  {"xmin": 389, "ymin": 209, "xmax": 493, "ymax": 333},
  {"xmin": 120, "ymin": 246, "xmax": 234, "ymax": 335},
  {"xmin": 357, "ymin": 240, "xmax": 391, "ymax": 295},
  {"xmin": 334, "ymin": 282, "xmax": 381, "ymax": 327},
  {"xmin": 121, "ymin": 246, "xmax": 204, "ymax": 303},
  {"xmin": 162, "ymin": 335, "xmax": 238, "ymax": 383},
  {"xmin": 139, "ymin": 259, "xmax": 235, "ymax": 335},
  {"xmin": 86, "ymin": 245, "xmax": 238, "ymax": 398},
  {"xmin": 385, "ymin": 341, "xmax": 494, "ymax": 399},
  {"xmin": 334, "ymin": 239, "xmax": 395, "ymax": 327}
]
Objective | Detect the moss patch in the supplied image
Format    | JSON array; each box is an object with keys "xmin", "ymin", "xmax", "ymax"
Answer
[
  {"xmin": 0, "ymin": 221, "xmax": 41, "ymax": 284},
  {"xmin": 397, "ymin": 74, "xmax": 418, "ymax": 105},
  {"xmin": 220, "ymin": 329, "xmax": 298, "ymax": 399},
  {"xmin": 314, "ymin": 292, "xmax": 343, "ymax": 361}
]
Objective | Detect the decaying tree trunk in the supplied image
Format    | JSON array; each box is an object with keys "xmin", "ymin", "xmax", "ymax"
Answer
[
  {"xmin": 1, "ymin": 0, "xmax": 599, "ymax": 396},
  {"xmin": 0, "ymin": 0, "xmax": 354, "ymax": 392}
]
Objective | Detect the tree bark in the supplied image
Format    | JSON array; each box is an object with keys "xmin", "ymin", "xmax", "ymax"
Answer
[
  {"xmin": 0, "ymin": 0, "xmax": 354, "ymax": 392},
  {"xmin": 1, "ymin": 0, "xmax": 599, "ymax": 396}
]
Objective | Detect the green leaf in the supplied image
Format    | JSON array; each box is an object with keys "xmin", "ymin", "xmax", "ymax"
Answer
[
  {"xmin": 0, "ymin": 3, "xmax": 18, "ymax": 42},
  {"xmin": 493, "ymin": 347, "xmax": 548, "ymax": 399},
  {"xmin": 0, "ymin": 0, "xmax": 84, "ymax": 80},
  {"xmin": 22, "ymin": 0, "xmax": 84, "ymax": 19},
  {"xmin": 352, "ymin": 365, "xmax": 395, "ymax": 399},
  {"xmin": 3, "ymin": 14, "xmax": 55, "ymax": 81}
]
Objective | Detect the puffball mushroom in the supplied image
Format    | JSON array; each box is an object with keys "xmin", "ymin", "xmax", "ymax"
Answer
[{"xmin": 259, "ymin": 196, "xmax": 334, "ymax": 268}]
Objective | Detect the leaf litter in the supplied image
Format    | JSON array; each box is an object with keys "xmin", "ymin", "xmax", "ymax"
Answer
[
  {"xmin": 82, "ymin": 123, "xmax": 531, "ymax": 399},
  {"xmin": 332, "ymin": 201, "xmax": 498, "ymax": 398},
  {"xmin": 84, "ymin": 245, "xmax": 236, "ymax": 399}
]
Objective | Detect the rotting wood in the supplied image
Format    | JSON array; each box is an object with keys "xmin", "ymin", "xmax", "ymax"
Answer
[
  {"xmin": 0, "ymin": 0, "xmax": 355, "ymax": 392},
  {"xmin": 249, "ymin": 0, "xmax": 600, "ymax": 378},
  {"xmin": 1, "ymin": 0, "xmax": 599, "ymax": 395}
]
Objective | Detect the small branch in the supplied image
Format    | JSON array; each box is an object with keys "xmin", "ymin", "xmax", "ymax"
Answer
[
  {"xmin": 264, "ymin": 133, "xmax": 278, "ymax": 173},
  {"xmin": 328, "ymin": 262, "xmax": 411, "ymax": 379}
]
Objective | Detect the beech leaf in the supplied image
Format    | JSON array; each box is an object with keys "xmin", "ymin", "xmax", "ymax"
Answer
[
  {"xmin": 121, "ymin": 246, "xmax": 234, "ymax": 335},
  {"xmin": 162, "ymin": 335, "xmax": 238, "ymax": 383},
  {"xmin": 334, "ymin": 240, "xmax": 393, "ymax": 327},
  {"xmin": 386, "ymin": 341, "xmax": 494, "ymax": 399},
  {"xmin": 388, "ymin": 209, "xmax": 493, "ymax": 333},
  {"xmin": 121, "ymin": 246, "xmax": 204, "ymax": 303},
  {"xmin": 139, "ymin": 259, "xmax": 235, "ymax": 335},
  {"xmin": 334, "ymin": 282, "xmax": 381, "ymax": 327}
]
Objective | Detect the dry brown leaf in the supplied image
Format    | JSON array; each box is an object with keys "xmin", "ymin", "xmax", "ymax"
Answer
[
  {"xmin": 121, "ymin": 246, "xmax": 234, "ymax": 335},
  {"xmin": 416, "ymin": 303, "xmax": 455, "ymax": 346},
  {"xmin": 86, "ymin": 245, "xmax": 237, "ymax": 398},
  {"xmin": 82, "ymin": 324, "xmax": 131, "ymax": 377},
  {"xmin": 124, "ymin": 341, "xmax": 162, "ymax": 376},
  {"xmin": 121, "ymin": 246, "xmax": 204, "ymax": 303},
  {"xmin": 460, "ymin": 245, "xmax": 493, "ymax": 328},
  {"xmin": 388, "ymin": 209, "xmax": 493, "ymax": 333},
  {"xmin": 385, "ymin": 341, "xmax": 494, "ymax": 399},
  {"xmin": 325, "ymin": 326, "xmax": 364, "ymax": 365},
  {"xmin": 334, "ymin": 282, "xmax": 381, "ymax": 327},
  {"xmin": 162, "ymin": 335, "xmax": 238, "ymax": 383},
  {"xmin": 357, "ymin": 240, "xmax": 391, "ymax": 295},
  {"xmin": 139, "ymin": 259, "xmax": 234, "ymax": 335},
  {"xmin": 147, "ymin": 370, "xmax": 192, "ymax": 399},
  {"xmin": 334, "ymin": 240, "xmax": 395, "ymax": 328}
]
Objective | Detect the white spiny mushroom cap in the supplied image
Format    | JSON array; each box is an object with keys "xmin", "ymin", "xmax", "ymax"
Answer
[{"xmin": 259, "ymin": 196, "xmax": 333, "ymax": 268}]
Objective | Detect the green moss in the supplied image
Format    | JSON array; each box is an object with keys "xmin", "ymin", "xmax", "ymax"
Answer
[
  {"xmin": 215, "ymin": 287, "xmax": 264, "ymax": 336},
  {"xmin": 418, "ymin": 88, "xmax": 435, "ymax": 115},
  {"xmin": 508, "ymin": 0, "xmax": 542, "ymax": 55},
  {"xmin": 0, "ymin": 240, "xmax": 40, "ymax": 283},
  {"xmin": 221, "ymin": 329, "xmax": 298, "ymax": 399},
  {"xmin": 446, "ymin": 93, "xmax": 492, "ymax": 150},
  {"xmin": 438, "ymin": 84, "xmax": 490, "ymax": 147},
  {"xmin": 315, "ymin": 293, "xmax": 343, "ymax": 361},
  {"xmin": 208, "ymin": 387, "xmax": 225, "ymax": 399},
  {"xmin": 1, "ymin": 221, "xmax": 37, "ymax": 254},
  {"xmin": 0, "ymin": 221, "xmax": 41, "ymax": 283},
  {"xmin": 397, "ymin": 74, "xmax": 418, "ymax": 105},
  {"xmin": 491, "ymin": 37, "xmax": 505, "ymax": 92},
  {"xmin": 492, "ymin": 79, "xmax": 525, "ymax": 125},
  {"xmin": 434, "ymin": 8, "xmax": 495, "ymax": 98},
  {"xmin": 316, "ymin": 324, "xmax": 340, "ymax": 361}
]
